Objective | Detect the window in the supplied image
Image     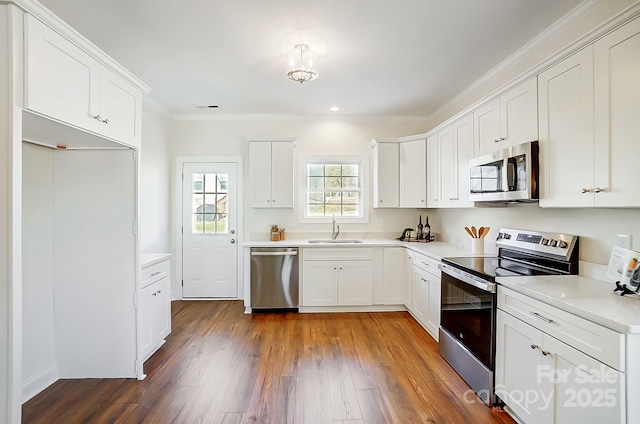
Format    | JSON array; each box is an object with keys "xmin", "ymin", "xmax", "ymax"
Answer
[
  {"xmin": 300, "ymin": 157, "xmax": 368, "ymax": 222},
  {"xmin": 190, "ymin": 173, "xmax": 228, "ymax": 234}
]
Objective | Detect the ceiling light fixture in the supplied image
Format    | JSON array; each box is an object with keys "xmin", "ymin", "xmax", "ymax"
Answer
[
  {"xmin": 287, "ymin": 44, "xmax": 318, "ymax": 84},
  {"xmin": 329, "ymin": 106, "xmax": 340, "ymax": 112}
]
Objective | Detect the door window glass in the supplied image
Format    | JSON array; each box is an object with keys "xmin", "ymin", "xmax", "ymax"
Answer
[{"xmin": 191, "ymin": 173, "xmax": 229, "ymax": 234}]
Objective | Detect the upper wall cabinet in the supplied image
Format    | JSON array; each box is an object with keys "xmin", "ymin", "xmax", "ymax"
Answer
[
  {"xmin": 24, "ymin": 15, "xmax": 143, "ymax": 148},
  {"xmin": 438, "ymin": 114, "xmax": 474, "ymax": 208},
  {"xmin": 372, "ymin": 141, "xmax": 400, "ymax": 208},
  {"xmin": 426, "ymin": 135, "xmax": 439, "ymax": 208},
  {"xmin": 399, "ymin": 139, "xmax": 427, "ymax": 207},
  {"xmin": 249, "ymin": 139, "xmax": 295, "ymax": 208},
  {"xmin": 539, "ymin": 16, "xmax": 640, "ymax": 208},
  {"xmin": 473, "ymin": 77, "xmax": 538, "ymax": 157}
]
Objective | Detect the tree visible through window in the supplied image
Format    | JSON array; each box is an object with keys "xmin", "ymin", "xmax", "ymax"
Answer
[{"xmin": 305, "ymin": 162, "xmax": 362, "ymax": 217}]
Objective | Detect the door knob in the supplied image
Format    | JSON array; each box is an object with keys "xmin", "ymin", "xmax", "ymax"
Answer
[
  {"xmin": 230, "ymin": 230, "xmax": 235, "ymax": 234},
  {"xmin": 230, "ymin": 239, "xmax": 236, "ymax": 244}
]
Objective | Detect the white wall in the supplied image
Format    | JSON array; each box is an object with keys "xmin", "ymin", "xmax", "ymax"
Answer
[
  {"xmin": 427, "ymin": 0, "xmax": 638, "ymax": 127},
  {"xmin": 429, "ymin": 206, "xmax": 639, "ymax": 266},
  {"xmin": 21, "ymin": 143, "xmax": 56, "ymax": 401},
  {"xmin": 171, "ymin": 116, "xmax": 432, "ymax": 240},
  {"xmin": 140, "ymin": 97, "xmax": 172, "ymax": 253}
]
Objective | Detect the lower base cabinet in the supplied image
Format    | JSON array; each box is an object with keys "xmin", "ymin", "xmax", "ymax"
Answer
[
  {"xmin": 140, "ymin": 257, "xmax": 172, "ymax": 361},
  {"xmin": 496, "ymin": 290, "xmax": 625, "ymax": 424},
  {"xmin": 411, "ymin": 252, "xmax": 441, "ymax": 341}
]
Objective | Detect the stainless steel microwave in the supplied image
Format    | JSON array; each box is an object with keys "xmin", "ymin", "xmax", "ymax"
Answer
[{"xmin": 469, "ymin": 140, "xmax": 539, "ymax": 203}]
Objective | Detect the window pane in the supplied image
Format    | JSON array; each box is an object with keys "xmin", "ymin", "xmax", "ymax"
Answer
[
  {"xmin": 325, "ymin": 191, "xmax": 341, "ymax": 205},
  {"xmin": 216, "ymin": 214, "xmax": 228, "ymax": 234},
  {"xmin": 325, "ymin": 177, "xmax": 341, "ymax": 188},
  {"xmin": 307, "ymin": 192, "xmax": 324, "ymax": 204},
  {"xmin": 192, "ymin": 214, "xmax": 204, "ymax": 233},
  {"xmin": 343, "ymin": 192, "xmax": 359, "ymax": 204},
  {"xmin": 342, "ymin": 164, "xmax": 358, "ymax": 176},
  {"xmin": 192, "ymin": 174, "xmax": 204, "ymax": 192},
  {"xmin": 192, "ymin": 194, "xmax": 204, "ymax": 213},
  {"xmin": 307, "ymin": 205, "xmax": 325, "ymax": 216},
  {"xmin": 343, "ymin": 177, "xmax": 359, "ymax": 189},
  {"xmin": 204, "ymin": 174, "xmax": 217, "ymax": 193},
  {"xmin": 308, "ymin": 164, "xmax": 324, "ymax": 176},
  {"xmin": 342, "ymin": 205, "xmax": 358, "ymax": 216},
  {"xmin": 325, "ymin": 165, "xmax": 342, "ymax": 176},
  {"xmin": 325, "ymin": 204, "xmax": 341, "ymax": 215},
  {"xmin": 308, "ymin": 177, "xmax": 324, "ymax": 189},
  {"xmin": 217, "ymin": 174, "xmax": 229, "ymax": 192},
  {"xmin": 202, "ymin": 215, "xmax": 216, "ymax": 233},
  {"xmin": 216, "ymin": 194, "xmax": 228, "ymax": 214}
]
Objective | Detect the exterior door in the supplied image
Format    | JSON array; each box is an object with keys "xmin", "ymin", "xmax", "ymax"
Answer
[{"xmin": 182, "ymin": 162, "xmax": 238, "ymax": 297}]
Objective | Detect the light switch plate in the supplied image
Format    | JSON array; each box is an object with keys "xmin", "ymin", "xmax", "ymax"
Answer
[{"xmin": 616, "ymin": 234, "xmax": 632, "ymax": 249}]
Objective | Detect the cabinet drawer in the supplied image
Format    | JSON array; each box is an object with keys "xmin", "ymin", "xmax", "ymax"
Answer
[
  {"xmin": 412, "ymin": 251, "xmax": 440, "ymax": 276},
  {"xmin": 303, "ymin": 248, "xmax": 373, "ymax": 261},
  {"xmin": 141, "ymin": 260, "xmax": 170, "ymax": 288},
  {"xmin": 498, "ymin": 286, "xmax": 624, "ymax": 371}
]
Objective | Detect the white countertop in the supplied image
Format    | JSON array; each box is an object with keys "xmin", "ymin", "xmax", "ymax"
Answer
[
  {"xmin": 497, "ymin": 275, "xmax": 640, "ymax": 334},
  {"xmin": 141, "ymin": 253, "xmax": 172, "ymax": 268},
  {"xmin": 243, "ymin": 239, "xmax": 482, "ymax": 261}
]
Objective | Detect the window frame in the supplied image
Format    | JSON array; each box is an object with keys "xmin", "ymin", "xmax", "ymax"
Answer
[{"xmin": 298, "ymin": 155, "xmax": 369, "ymax": 224}]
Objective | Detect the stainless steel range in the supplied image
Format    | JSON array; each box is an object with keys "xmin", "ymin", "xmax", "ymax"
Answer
[{"xmin": 438, "ymin": 228, "xmax": 579, "ymax": 406}]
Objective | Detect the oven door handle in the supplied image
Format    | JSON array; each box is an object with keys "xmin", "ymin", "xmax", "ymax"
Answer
[{"xmin": 439, "ymin": 263, "xmax": 497, "ymax": 293}]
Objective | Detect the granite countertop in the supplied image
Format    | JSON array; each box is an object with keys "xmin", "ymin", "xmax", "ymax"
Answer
[
  {"xmin": 141, "ymin": 253, "xmax": 172, "ymax": 268},
  {"xmin": 496, "ymin": 275, "xmax": 640, "ymax": 334}
]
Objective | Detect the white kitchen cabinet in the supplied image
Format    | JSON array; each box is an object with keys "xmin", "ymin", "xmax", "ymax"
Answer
[
  {"xmin": 383, "ymin": 247, "xmax": 405, "ymax": 305},
  {"xmin": 426, "ymin": 134, "xmax": 439, "ymax": 208},
  {"xmin": 438, "ymin": 114, "xmax": 474, "ymax": 208},
  {"xmin": 404, "ymin": 249, "xmax": 414, "ymax": 310},
  {"xmin": 399, "ymin": 139, "xmax": 427, "ymax": 207},
  {"xmin": 24, "ymin": 15, "xmax": 143, "ymax": 148},
  {"xmin": 248, "ymin": 139, "xmax": 295, "ymax": 208},
  {"xmin": 538, "ymin": 46, "xmax": 595, "ymax": 207},
  {"xmin": 140, "ymin": 256, "xmax": 172, "ymax": 361},
  {"xmin": 474, "ymin": 77, "xmax": 538, "ymax": 157},
  {"xmin": 592, "ymin": 16, "xmax": 640, "ymax": 207},
  {"xmin": 372, "ymin": 141, "xmax": 400, "ymax": 208},
  {"xmin": 496, "ymin": 287, "xmax": 625, "ymax": 424},
  {"xmin": 410, "ymin": 251, "xmax": 441, "ymax": 341},
  {"xmin": 302, "ymin": 248, "xmax": 373, "ymax": 307}
]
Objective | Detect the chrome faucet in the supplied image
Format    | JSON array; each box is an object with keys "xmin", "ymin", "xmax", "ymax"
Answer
[{"xmin": 332, "ymin": 215, "xmax": 340, "ymax": 240}]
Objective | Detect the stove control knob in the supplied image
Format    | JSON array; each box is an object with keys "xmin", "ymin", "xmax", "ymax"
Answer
[
  {"xmin": 498, "ymin": 232, "xmax": 504, "ymax": 239},
  {"xmin": 550, "ymin": 239, "xmax": 558, "ymax": 247},
  {"xmin": 504, "ymin": 233, "xmax": 511, "ymax": 240},
  {"xmin": 541, "ymin": 238, "xmax": 549, "ymax": 246},
  {"xmin": 558, "ymin": 240, "xmax": 568, "ymax": 249}
]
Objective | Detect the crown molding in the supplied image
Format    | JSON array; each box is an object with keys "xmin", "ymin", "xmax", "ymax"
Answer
[{"xmin": 172, "ymin": 113, "xmax": 431, "ymax": 123}]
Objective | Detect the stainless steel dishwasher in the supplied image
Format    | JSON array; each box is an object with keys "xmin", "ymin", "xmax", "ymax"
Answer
[{"xmin": 250, "ymin": 247, "xmax": 299, "ymax": 311}]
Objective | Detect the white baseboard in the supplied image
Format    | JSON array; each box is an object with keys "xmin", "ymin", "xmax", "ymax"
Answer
[{"xmin": 22, "ymin": 364, "xmax": 59, "ymax": 404}]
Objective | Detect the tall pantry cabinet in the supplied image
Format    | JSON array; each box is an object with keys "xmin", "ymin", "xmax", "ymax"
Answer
[{"xmin": 1, "ymin": 1, "xmax": 151, "ymax": 421}]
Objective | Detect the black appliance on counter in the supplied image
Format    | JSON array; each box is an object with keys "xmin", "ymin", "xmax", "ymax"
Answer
[{"xmin": 438, "ymin": 228, "xmax": 579, "ymax": 406}]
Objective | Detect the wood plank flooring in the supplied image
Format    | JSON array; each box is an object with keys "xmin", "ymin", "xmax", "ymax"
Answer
[{"xmin": 22, "ymin": 301, "xmax": 515, "ymax": 424}]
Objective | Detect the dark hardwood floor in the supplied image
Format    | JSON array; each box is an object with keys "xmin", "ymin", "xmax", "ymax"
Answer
[{"xmin": 23, "ymin": 301, "xmax": 515, "ymax": 423}]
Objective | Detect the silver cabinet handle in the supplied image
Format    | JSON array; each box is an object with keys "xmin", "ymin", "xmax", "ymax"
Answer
[
  {"xmin": 149, "ymin": 271, "xmax": 161, "ymax": 277},
  {"xmin": 530, "ymin": 311, "xmax": 553, "ymax": 323}
]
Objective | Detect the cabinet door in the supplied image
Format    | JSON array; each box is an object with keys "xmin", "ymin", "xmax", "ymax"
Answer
[
  {"xmin": 153, "ymin": 277, "xmax": 171, "ymax": 341},
  {"xmin": 496, "ymin": 310, "xmax": 551, "ymax": 424},
  {"xmin": 140, "ymin": 283, "xmax": 155, "ymax": 360},
  {"xmin": 438, "ymin": 126, "xmax": 455, "ymax": 208},
  {"xmin": 544, "ymin": 335, "xmax": 624, "ymax": 424},
  {"xmin": 452, "ymin": 114, "xmax": 474, "ymax": 208},
  {"xmin": 338, "ymin": 261, "xmax": 373, "ymax": 306},
  {"xmin": 594, "ymin": 16, "xmax": 640, "ymax": 207},
  {"xmin": 383, "ymin": 248, "xmax": 405, "ymax": 305},
  {"xmin": 399, "ymin": 139, "xmax": 427, "ymax": 207},
  {"xmin": 302, "ymin": 261, "xmax": 338, "ymax": 306},
  {"xmin": 404, "ymin": 250, "xmax": 413, "ymax": 309},
  {"xmin": 473, "ymin": 98, "xmax": 501, "ymax": 156},
  {"xmin": 411, "ymin": 267, "xmax": 429, "ymax": 325},
  {"xmin": 426, "ymin": 274, "xmax": 441, "ymax": 340},
  {"xmin": 99, "ymin": 67, "xmax": 143, "ymax": 148},
  {"xmin": 24, "ymin": 14, "xmax": 101, "ymax": 133},
  {"xmin": 426, "ymin": 135, "xmax": 439, "ymax": 208},
  {"xmin": 500, "ymin": 77, "xmax": 538, "ymax": 148},
  {"xmin": 249, "ymin": 142, "xmax": 273, "ymax": 207},
  {"xmin": 373, "ymin": 143, "xmax": 399, "ymax": 208},
  {"xmin": 538, "ymin": 46, "xmax": 595, "ymax": 207},
  {"xmin": 271, "ymin": 142, "xmax": 295, "ymax": 207}
]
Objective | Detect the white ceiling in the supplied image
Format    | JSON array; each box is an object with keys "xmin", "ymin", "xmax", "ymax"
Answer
[{"xmin": 38, "ymin": 0, "xmax": 585, "ymax": 117}]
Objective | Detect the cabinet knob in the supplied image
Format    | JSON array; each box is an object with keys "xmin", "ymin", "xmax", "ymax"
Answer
[
  {"xmin": 500, "ymin": 137, "xmax": 505, "ymax": 141},
  {"xmin": 494, "ymin": 138, "xmax": 501, "ymax": 143},
  {"xmin": 102, "ymin": 118, "xmax": 109, "ymax": 124},
  {"xmin": 334, "ymin": 267, "xmax": 337, "ymax": 270},
  {"xmin": 93, "ymin": 114, "xmax": 102, "ymax": 122},
  {"xmin": 581, "ymin": 188, "xmax": 591, "ymax": 194},
  {"xmin": 594, "ymin": 187, "xmax": 604, "ymax": 193},
  {"xmin": 266, "ymin": 200, "xmax": 270, "ymax": 202},
  {"xmin": 272, "ymin": 200, "xmax": 276, "ymax": 202},
  {"xmin": 421, "ymin": 200, "xmax": 425, "ymax": 203},
  {"xmin": 530, "ymin": 344, "xmax": 539, "ymax": 350},
  {"xmin": 541, "ymin": 350, "xmax": 551, "ymax": 356}
]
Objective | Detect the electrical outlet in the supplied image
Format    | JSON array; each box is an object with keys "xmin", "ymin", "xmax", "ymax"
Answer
[{"xmin": 616, "ymin": 234, "xmax": 632, "ymax": 249}]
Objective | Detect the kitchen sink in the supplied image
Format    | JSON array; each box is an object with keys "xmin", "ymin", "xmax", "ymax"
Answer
[{"xmin": 307, "ymin": 239, "xmax": 364, "ymax": 244}]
